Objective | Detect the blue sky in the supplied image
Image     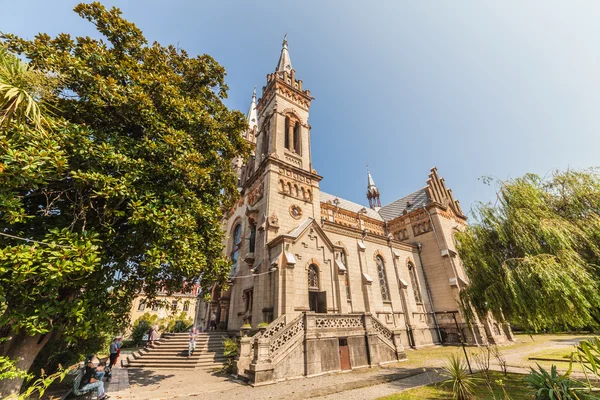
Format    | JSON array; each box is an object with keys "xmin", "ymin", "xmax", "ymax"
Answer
[{"xmin": 3, "ymin": 1, "xmax": 599, "ymax": 218}]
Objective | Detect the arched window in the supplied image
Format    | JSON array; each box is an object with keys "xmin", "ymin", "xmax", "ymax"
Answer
[
  {"xmin": 293, "ymin": 122, "xmax": 301, "ymax": 155},
  {"xmin": 230, "ymin": 224, "xmax": 242, "ymax": 275},
  {"xmin": 284, "ymin": 116, "xmax": 291, "ymax": 150},
  {"xmin": 262, "ymin": 120, "xmax": 270, "ymax": 156},
  {"xmin": 408, "ymin": 261, "xmax": 422, "ymax": 304},
  {"xmin": 376, "ymin": 255, "xmax": 390, "ymax": 301},
  {"xmin": 308, "ymin": 264, "xmax": 319, "ymax": 290},
  {"xmin": 249, "ymin": 222, "xmax": 256, "ymax": 253},
  {"xmin": 340, "ymin": 252, "xmax": 350, "ymax": 300}
]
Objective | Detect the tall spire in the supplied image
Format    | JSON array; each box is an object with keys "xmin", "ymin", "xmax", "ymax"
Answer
[
  {"xmin": 276, "ymin": 34, "xmax": 293, "ymax": 73},
  {"xmin": 366, "ymin": 168, "xmax": 381, "ymax": 210},
  {"xmin": 247, "ymin": 86, "xmax": 257, "ymax": 131}
]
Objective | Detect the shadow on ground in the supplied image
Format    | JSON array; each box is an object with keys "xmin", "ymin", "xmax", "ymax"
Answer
[
  {"xmin": 551, "ymin": 337, "xmax": 593, "ymax": 345},
  {"xmin": 128, "ymin": 369, "xmax": 176, "ymax": 387}
]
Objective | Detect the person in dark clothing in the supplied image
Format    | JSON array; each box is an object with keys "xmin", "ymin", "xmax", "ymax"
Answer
[
  {"xmin": 109, "ymin": 337, "xmax": 123, "ymax": 367},
  {"xmin": 80, "ymin": 356, "xmax": 109, "ymax": 400}
]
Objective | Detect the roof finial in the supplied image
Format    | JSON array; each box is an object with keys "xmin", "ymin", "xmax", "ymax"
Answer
[
  {"xmin": 276, "ymin": 34, "xmax": 293, "ymax": 73},
  {"xmin": 366, "ymin": 166, "xmax": 381, "ymax": 210},
  {"xmin": 246, "ymin": 86, "xmax": 258, "ymax": 132}
]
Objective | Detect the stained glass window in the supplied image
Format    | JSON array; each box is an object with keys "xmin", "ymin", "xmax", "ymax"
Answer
[
  {"xmin": 230, "ymin": 224, "xmax": 242, "ymax": 276},
  {"xmin": 376, "ymin": 256, "xmax": 389, "ymax": 301},
  {"xmin": 408, "ymin": 262, "xmax": 423, "ymax": 304},
  {"xmin": 340, "ymin": 252, "xmax": 351, "ymax": 300},
  {"xmin": 308, "ymin": 264, "xmax": 319, "ymax": 290}
]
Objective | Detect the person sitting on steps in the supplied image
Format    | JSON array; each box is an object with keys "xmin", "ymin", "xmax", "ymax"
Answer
[{"xmin": 80, "ymin": 355, "xmax": 109, "ymax": 400}]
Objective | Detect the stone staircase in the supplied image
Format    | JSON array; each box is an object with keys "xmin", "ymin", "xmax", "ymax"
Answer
[{"xmin": 123, "ymin": 332, "xmax": 227, "ymax": 369}]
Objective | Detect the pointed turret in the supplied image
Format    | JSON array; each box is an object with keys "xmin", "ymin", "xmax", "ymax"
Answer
[
  {"xmin": 367, "ymin": 169, "xmax": 381, "ymax": 210},
  {"xmin": 276, "ymin": 34, "xmax": 293, "ymax": 73},
  {"xmin": 247, "ymin": 87, "xmax": 258, "ymax": 132}
]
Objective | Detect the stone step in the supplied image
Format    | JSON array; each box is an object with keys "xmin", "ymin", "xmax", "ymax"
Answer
[
  {"xmin": 125, "ymin": 360, "xmax": 225, "ymax": 368},
  {"xmin": 132, "ymin": 352, "xmax": 224, "ymax": 361}
]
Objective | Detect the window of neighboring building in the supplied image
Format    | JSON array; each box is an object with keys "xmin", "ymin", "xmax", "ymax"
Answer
[
  {"xmin": 408, "ymin": 261, "xmax": 423, "ymax": 304},
  {"xmin": 230, "ymin": 223, "xmax": 242, "ymax": 275},
  {"xmin": 183, "ymin": 301, "xmax": 189, "ymax": 312},
  {"xmin": 171, "ymin": 300, "xmax": 178, "ymax": 310},
  {"xmin": 376, "ymin": 255, "xmax": 390, "ymax": 301},
  {"xmin": 308, "ymin": 264, "xmax": 319, "ymax": 290},
  {"xmin": 138, "ymin": 299, "xmax": 146, "ymax": 311}
]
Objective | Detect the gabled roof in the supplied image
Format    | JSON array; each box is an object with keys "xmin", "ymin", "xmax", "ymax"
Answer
[
  {"xmin": 378, "ymin": 187, "xmax": 430, "ymax": 221},
  {"xmin": 269, "ymin": 217, "xmax": 339, "ymax": 251},
  {"xmin": 320, "ymin": 191, "xmax": 384, "ymax": 221}
]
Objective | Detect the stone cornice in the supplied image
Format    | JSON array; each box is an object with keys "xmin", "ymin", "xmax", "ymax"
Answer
[{"xmin": 321, "ymin": 221, "xmax": 417, "ymax": 252}]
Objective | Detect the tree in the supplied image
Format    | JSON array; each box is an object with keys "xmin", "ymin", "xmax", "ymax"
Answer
[
  {"xmin": 456, "ymin": 169, "xmax": 600, "ymax": 332},
  {"xmin": 0, "ymin": 2, "xmax": 249, "ymax": 395}
]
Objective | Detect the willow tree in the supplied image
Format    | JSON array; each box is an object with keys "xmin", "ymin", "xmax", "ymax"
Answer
[
  {"xmin": 456, "ymin": 170, "xmax": 600, "ymax": 331},
  {"xmin": 0, "ymin": 2, "xmax": 248, "ymax": 395}
]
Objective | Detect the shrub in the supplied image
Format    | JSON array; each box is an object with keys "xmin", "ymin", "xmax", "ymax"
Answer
[
  {"xmin": 257, "ymin": 322, "xmax": 269, "ymax": 328},
  {"xmin": 525, "ymin": 364, "xmax": 588, "ymax": 400},
  {"xmin": 131, "ymin": 313, "xmax": 159, "ymax": 346},
  {"xmin": 221, "ymin": 337, "xmax": 239, "ymax": 374},
  {"xmin": 441, "ymin": 354, "xmax": 477, "ymax": 400},
  {"xmin": 163, "ymin": 312, "xmax": 193, "ymax": 333}
]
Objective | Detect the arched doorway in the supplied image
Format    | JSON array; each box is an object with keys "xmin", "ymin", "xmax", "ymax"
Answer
[{"xmin": 308, "ymin": 264, "xmax": 327, "ymax": 313}]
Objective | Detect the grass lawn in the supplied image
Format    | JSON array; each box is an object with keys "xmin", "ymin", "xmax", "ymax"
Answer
[{"xmin": 378, "ymin": 372, "xmax": 531, "ymax": 400}]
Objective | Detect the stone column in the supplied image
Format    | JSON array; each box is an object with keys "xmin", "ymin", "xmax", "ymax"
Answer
[
  {"xmin": 248, "ymin": 336, "xmax": 274, "ymax": 385},
  {"xmin": 237, "ymin": 335, "xmax": 253, "ymax": 378},
  {"xmin": 288, "ymin": 120, "xmax": 294, "ymax": 152},
  {"xmin": 392, "ymin": 329, "xmax": 407, "ymax": 360}
]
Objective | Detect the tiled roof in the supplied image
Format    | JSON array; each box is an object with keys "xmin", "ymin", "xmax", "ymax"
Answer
[
  {"xmin": 378, "ymin": 188, "xmax": 430, "ymax": 221},
  {"xmin": 320, "ymin": 191, "xmax": 383, "ymax": 221}
]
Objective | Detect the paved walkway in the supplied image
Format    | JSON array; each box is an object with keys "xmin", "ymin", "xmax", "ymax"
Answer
[
  {"xmin": 108, "ymin": 366, "xmax": 440, "ymax": 400},
  {"xmin": 106, "ymin": 334, "xmax": 596, "ymax": 400}
]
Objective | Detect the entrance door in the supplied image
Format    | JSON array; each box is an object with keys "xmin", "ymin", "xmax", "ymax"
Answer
[
  {"xmin": 339, "ymin": 338, "xmax": 351, "ymax": 370},
  {"xmin": 309, "ymin": 291, "xmax": 318, "ymax": 312},
  {"xmin": 309, "ymin": 291, "xmax": 327, "ymax": 313}
]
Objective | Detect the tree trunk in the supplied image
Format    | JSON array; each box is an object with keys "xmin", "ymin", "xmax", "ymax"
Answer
[{"xmin": 0, "ymin": 330, "xmax": 53, "ymax": 397}]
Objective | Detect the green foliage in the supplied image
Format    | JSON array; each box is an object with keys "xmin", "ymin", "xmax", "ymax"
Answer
[
  {"xmin": 163, "ymin": 312, "xmax": 193, "ymax": 333},
  {"xmin": 2, "ymin": 364, "xmax": 72, "ymax": 400},
  {"xmin": 575, "ymin": 337, "xmax": 600, "ymax": 379},
  {"xmin": 131, "ymin": 313, "xmax": 158, "ymax": 346},
  {"xmin": 0, "ymin": 1, "xmax": 248, "ymax": 392},
  {"xmin": 440, "ymin": 354, "xmax": 477, "ymax": 400},
  {"xmin": 456, "ymin": 169, "xmax": 600, "ymax": 331},
  {"xmin": 0, "ymin": 357, "xmax": 29, "ymax": 382},
  {"xmin": 257, "ymin": 322, "xmax": 269, "ymax": 328},
  {"xmin": 524, "ymin": 364, "xmax": 591, "ymax": 400},
  {"xmin": 221, "ymin": 337, "xmax": 238, "ymax": 374}
]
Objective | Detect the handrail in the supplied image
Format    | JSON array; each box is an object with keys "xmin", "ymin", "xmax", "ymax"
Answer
[
  {"xmin": 371, "ymin": 315, "xmax": 396, "ymax": 351},
  {"xmin": 268, "ymin": 313, "xmax": 305, "ymax": 357}
]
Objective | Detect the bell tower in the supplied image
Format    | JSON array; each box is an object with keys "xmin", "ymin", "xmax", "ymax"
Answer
[
  {"xmin": 256, "ymin": 36, "xmax": 314, "ymax": 172},
  {"xmin": 252, "ymin": 36, "xmax": 322, "ymax": 234}
]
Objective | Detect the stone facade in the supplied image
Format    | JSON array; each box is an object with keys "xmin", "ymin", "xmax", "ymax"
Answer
[{"xmin": 200, "ymin": 37, "xmax": 513, "ymax": 385}]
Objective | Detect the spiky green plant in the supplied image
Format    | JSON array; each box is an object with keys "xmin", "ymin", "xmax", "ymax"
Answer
[
  {"xmin": 441, "ymin": 354, "xmax": 477, "ymax": 400},
  {"xmin": 524, "ymin": 364, "xmax": 595, "ymax": 400}
]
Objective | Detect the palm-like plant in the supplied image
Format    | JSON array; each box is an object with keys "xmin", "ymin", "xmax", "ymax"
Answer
[
  {"xmin": 524, "ymin": 364, "xmax": 593, "ymax": 400},
  {"xmin": 0, "ymin": 47, "xmax": 52, "ymax": 130},
  {"xmin": 441, "ymin": 354, "xmax": 477, "ymax": 400}
]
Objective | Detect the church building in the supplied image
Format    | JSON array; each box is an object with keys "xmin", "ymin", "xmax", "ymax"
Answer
[{"xmin": 199, "ymin": 37, "xmax": 512, "ymax": 385}]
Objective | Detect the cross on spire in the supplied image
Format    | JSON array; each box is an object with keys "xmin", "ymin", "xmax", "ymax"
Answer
[{"xmin": 276, "ymin": 34, "xmax": 293, "ymax": 73}]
